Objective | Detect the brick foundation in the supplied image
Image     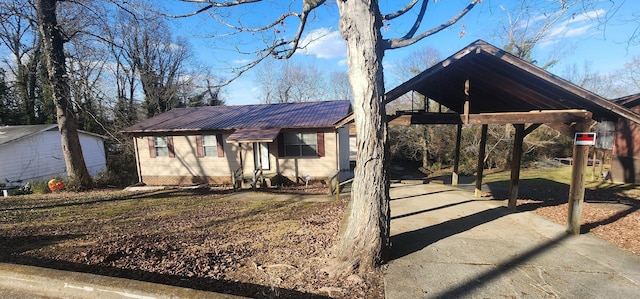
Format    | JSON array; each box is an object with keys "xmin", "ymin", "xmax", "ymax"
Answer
[{"xmin": 141, "ymin": 176, "xmax": 232, "ymax": 186}]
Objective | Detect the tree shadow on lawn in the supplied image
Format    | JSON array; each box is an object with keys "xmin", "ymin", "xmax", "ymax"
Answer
[
  {"xmin": 2, "ymin": 188, "xmax": 233, "ymax": 212},
  {"xmin": 0, "ymin": 234, "xmax": 329, "ymax": 298}
]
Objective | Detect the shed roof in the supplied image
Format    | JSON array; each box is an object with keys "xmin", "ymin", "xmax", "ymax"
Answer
[
  {"xmin": 0, "ymin": 124, "xmax": 57, "ymax": 146},
  {"xmin": 122, "ymin": 101, "xmax": 352, "ymax": 134},
  {"xmin": 386, "ymin": 40, "xmax": 640, "ymax": 124},
  {"xmin": 0, "ymin": 124, "xmax": 107, "ymax": 146}
]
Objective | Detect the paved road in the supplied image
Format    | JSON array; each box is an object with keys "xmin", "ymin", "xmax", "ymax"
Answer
[{"xmin": 384, "ymin": 182, "xmax": 640, "ymax": 298}]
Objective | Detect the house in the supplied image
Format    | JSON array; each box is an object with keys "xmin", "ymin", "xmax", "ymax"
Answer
[
  {"xmin": 122, "ymin": 101, "xmax": 352, "ymax": 187},
  {"xmin": 609, "ymin": 94, "xmax": 640, "ymax": 184},
  {"xmin": 0, "ymin": 124, "xmax": 107, "ymax": 186}
]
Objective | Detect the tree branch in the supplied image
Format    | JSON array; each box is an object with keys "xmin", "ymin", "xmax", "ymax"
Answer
[
  {"xmin": 384, "ymin": 0, "xmax": 480, "ymax": 50},
  {"xmin": 382, "ymin": 0, "xmax": 419, "ymax": 21}
]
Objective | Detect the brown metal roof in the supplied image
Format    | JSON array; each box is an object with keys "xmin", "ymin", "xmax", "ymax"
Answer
[
  {"xmin": 226, "ymin": 128, "xmax": 281, "ymax": 143},
  {"xmin": 122, "ymin": 100, "xmax": 351, "ymax": 134},
  {"xmin": 385, "ymin": 40, "xmax": 640, "ymax": 124}
]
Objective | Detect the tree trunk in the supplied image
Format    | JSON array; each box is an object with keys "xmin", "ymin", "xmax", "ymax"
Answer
[
  {"xmin": 36, "ymin": 0, "xmax": 92, "ymax": 189},
  {"xmin": 329, "ymin": 0, "xmax": 390, "ymax": 276}
]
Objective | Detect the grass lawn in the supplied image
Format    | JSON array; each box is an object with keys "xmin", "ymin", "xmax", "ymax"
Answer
[{"xmin": 0, "ymin": 189, "xmax": 383, "ymax": 298}]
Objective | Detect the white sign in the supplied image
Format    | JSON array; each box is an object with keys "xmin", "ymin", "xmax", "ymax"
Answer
[{"xmin": 575, "ymin": 132, "xmax": 596, "ymax": 146}]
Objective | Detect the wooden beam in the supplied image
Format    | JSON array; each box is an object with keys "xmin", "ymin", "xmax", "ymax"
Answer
[
  {"xmin": 452, "ymin": 123, "xmax": 462, "ymax": 187},
  {"xmin": 396, "ymin": 110, "xmax": 592, "ymax": 126},
  {"xmin": 508, "ymin": 124, "xmax": 525, "ymax": 210},
  {"xmin": 475, "ymin": 124, "xmax": 488, "ymax": 197},
  {"xmin": 465, "ymin": 110, "xmax": 592, "ymax": 125},
  {"xmin": 567, "ymin": 121, "xmax": 590, "ymax": 234}
]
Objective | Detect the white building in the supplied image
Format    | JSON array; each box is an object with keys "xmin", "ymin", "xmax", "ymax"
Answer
[{"xmin": 0, "ymin": 124, "xmax": 106, "ymax": 187}]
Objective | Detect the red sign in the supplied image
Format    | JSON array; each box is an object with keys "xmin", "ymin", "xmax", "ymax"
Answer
[{"xmin": 575, "ymin": 132, "xmax": 596, "ymax": 145}]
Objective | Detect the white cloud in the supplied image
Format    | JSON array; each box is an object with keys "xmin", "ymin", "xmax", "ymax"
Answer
[
  {"xmin": 232, "ymin": 59, "xmax": 251, "ymax": 65},
  {"xmin": 540, "ymin": 9, "xmax": 604, "ymax": 48},
  {"xmin": 299, "ymin": 28, "xmax": 346, "ymax": 59}
]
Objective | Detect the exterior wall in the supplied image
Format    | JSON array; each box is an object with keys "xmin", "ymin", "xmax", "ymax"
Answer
[
  {"xmin": 273, "ymin": 129, "xmax": 339, "ymax": 181},
  {"xmin": 0, "ymin": 131, "xmax": 106, "ymax": 186},
  {"xmin": 79, "ymin": 133, "xmax": 107, "ymax": 177},
  {"xmin": 337, "ymin": 126, "xmax": 350, "ymax": 171},
  {"xmin": 136, "ymin": 134, "xmax": 240, "ymax": 186},
  {"xmin": 611, "ymin": 105, "xmax": 640, "ymax": 184},
  {"xmin": 135, "ymin": 129, "xmax": 341, "ymax": 186}
]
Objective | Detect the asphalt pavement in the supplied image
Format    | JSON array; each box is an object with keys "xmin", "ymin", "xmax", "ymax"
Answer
[{"xmin": 384, "ymin": 182, "xmax": 640, "ymax": 298}]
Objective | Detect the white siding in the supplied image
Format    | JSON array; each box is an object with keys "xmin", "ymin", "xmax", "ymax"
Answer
[{"xmin": 0, "ymin": 131, "xmax": 106, "ymax": 185}]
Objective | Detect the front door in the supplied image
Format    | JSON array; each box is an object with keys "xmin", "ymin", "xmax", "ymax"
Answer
[{"xmin": 253, "ymin": 142, "xmax": 270, "ymax": 170}]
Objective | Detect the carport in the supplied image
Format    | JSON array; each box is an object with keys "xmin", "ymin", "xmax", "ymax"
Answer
[{"xmin": 383, "ymin": 40, "xmax": 640, "ymax": 234}]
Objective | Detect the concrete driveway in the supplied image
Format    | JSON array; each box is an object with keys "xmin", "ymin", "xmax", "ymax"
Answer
[{"xmin": 384, "ymin": 182, "xmax": 640, "ymax": 298}]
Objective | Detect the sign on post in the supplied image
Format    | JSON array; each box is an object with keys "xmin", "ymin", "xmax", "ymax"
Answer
[{"xmin": 575, "ymin": 132, "xmax": 596, "ymax": 146}]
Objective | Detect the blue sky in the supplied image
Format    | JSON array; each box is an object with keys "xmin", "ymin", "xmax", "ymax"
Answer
[{"xmin": 168, "ymin": 0, "xmax": 640, "ymax": 106}]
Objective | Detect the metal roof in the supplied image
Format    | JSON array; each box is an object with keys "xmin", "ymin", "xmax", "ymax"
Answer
[
  {"xmin": 0, "ymin": 124, "xmax": 108, "ymax": 146},
  {"xmin": 226, "ymin": 128, "xmax": 281, "ymax": 143},
  {"xmin": 386, "ymin": 40, "xmax": 640, "ymax": 124},
  {"xmin": 0, "ymin": 124, "xmax": 57, "ymax": 146},
  {"xmin": 122, "ymin": 100, "xmax": 352, "ymax": 134}
]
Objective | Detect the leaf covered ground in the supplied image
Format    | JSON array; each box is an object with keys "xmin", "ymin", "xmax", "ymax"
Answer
[
  {"xmin": 481, "ymin": 165, "xmax": 640, "ymax": 256},
  {"xmin": 0, "ymin": 188, "xmax": 384, "ymax": 298}
]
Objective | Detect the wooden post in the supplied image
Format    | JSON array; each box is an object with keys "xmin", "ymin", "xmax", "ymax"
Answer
[
  {"xmin": 452, "ymin": 123, "xmax": 462, "ymax": 187},
  {"xmin": 508, "ymin": 124, "xmax": 525, "ymax": 210},
  {"xmin": 567, "ymin": 121, "xmax": 590, "ymax": 235},
  {"xmin": 475, "ymin": 124, "xmax": 488, "ymax": 197},
  {"xmin": 591, "ymin": 150, "xmax": 597, "ymax": 180}
]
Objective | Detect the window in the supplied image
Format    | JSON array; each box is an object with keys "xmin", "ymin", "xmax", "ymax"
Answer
[
  {"xmin": 284, "ymin": 132, "xmax": 318, "ymax": 157},
  {"xmin": 154, "ymin": 136, "xmax": 169, "ymax": 157},
  {"xmin": 202, "ymin": 135, "xmax": 218, "ymax": 156},
  {"xmin": 196, "ymin": 134, "xmax": 224, "ymax": 158},
  {"xmin": 148, "ymin": 136, "xmax": 174, "ymax": 158}
]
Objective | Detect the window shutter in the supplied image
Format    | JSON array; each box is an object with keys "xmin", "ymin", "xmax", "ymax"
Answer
[
  {"xmin": 148, "ymin": 137, "xmax": 156, "ymax": 158},
  {"xmin": 167, "ymin": 136, "xmax": 175, "ymax": 158},
  {"xmin": 196, "ymin": 135, "xmax": 204, "ymax": 158},
  {"xmin": 317, "ymin": 132, "xmax": 325, "ymax": 157},
  {"xmin": 216, "ymin": 134, "xmax": 225, "ymax": 157},
  {"xmin": 278, "ymin": 133, "xmax": 285, "ymax": 157}
]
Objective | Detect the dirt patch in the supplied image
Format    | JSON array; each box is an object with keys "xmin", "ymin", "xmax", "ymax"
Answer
[
  {"xmin": 0, "ymin": 189, "xmax": 383, "ymax": 298},
  {"xmin": 517, "ymin": 187, "xmax": 640, "ymax": 256}
]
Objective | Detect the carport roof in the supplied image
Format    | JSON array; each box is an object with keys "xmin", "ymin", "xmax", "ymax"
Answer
[{"xmin": 385, "ymin": 40, "xmax": 640, "ymax": 124}]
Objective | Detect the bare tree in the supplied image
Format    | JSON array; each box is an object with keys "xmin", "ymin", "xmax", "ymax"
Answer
[
  {"xmin": 168, "ymin": 0, "xmax": 480, "ymax": 277},
  {"xmin": 617, "ymin": 56, "xmax": 640, "ymax": 95},
  {"xmin": 498, "ymin": 0, "xmax": 607, "ymax": 68},
  {"xmin": 0, "ymin": 0, "xmax": 43, "ymax": 124},
  {"xmin": 328, "ymin": 70, "xmax": 352, "ymax": 101},
  {"xmin": 255, "ymin": 59, "xmax": 327, "ymax": 103},
  {"xmin": 35, "ymin": 0, "xmax": 92, "ymax": 189}
]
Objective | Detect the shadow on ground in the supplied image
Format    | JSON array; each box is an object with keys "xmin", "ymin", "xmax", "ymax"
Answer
[
  {"xmin": 0, "ymin": 255, "xmax": 328, "ymax": 298},
  {"xmin": 388, "ymin": 177, "xmax": 640, "ymax": 297}
]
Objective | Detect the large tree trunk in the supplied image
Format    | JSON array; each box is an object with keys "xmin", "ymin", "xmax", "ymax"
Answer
[
  {"xmin": 330, "ymin": 0, "xmax": 390, "ymax": 276},
  {"xmin": 36, "ymin": 0, "xmax": 92, "ymax": 189}
]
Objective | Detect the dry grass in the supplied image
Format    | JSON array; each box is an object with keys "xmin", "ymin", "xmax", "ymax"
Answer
[{"xmin": 0, "ymin": 188, "xmax": 383, "ymax": 298}]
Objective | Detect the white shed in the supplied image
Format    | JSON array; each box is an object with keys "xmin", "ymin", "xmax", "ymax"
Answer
[{"xmin": 0, "ymin": 124, "xmax": 106, "ymax": 187}]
